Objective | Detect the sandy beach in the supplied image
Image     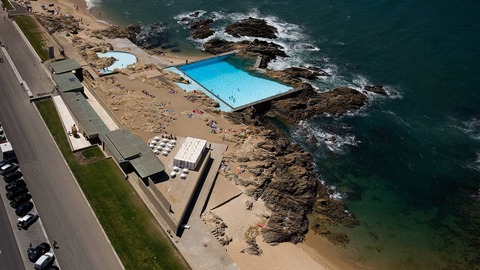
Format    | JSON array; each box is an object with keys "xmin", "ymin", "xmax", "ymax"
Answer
[{"xmin": 26, "ymin": 0, "xmax": 362, "ymax": 269}]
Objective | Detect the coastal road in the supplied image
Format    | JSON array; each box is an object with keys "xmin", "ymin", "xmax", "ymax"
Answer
[
  {"xmin": 0, "ymin": 9, "xmax": 55, "ymax": 97},
  {"xmin": 0, "ymin": 13, "xmax": 124, "ymax": 270}
]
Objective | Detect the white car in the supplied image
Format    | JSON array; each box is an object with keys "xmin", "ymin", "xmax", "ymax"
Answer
[{"xmin": 17, "ymin": 212, "xmax": 39, "ymax": 230}]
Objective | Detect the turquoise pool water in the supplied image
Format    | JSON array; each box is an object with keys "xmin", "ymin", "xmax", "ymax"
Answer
[
  {"xmin": 96, "ymin": 51, "xmax": 137, "ymax": 75},
  {"xmin": 172, "ymin": 55, "xmax": 291, "ymax": 111}
]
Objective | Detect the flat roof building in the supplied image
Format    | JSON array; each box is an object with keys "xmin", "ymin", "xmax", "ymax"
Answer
[
  {"xmin": 102, "ymin": 129, "xmax": 165, "ymax": 179},
  {"xmin": 52, "ymin": 73, "xmax": 84, "ymax": 93}
]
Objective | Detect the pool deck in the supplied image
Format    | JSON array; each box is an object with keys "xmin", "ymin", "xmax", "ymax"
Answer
[{"xmin": 107, "ymin": 38, "xmax": 173, "ymax": 67}]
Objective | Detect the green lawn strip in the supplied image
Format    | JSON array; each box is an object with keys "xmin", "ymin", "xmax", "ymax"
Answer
[
  {"xmin": 35, "ymin": 99, "xmax": 189, "ymax": 270},
  {"xmin": 1, "ymin": 0, "xmax": 13, "ymax": 10},
  {"xmin": 13, "ymin": 15, "xmax": 49, "ymax": 61}
]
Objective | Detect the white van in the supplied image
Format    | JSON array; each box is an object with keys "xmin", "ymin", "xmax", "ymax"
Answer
[{"xmin": 34, "ymin": 252, "xmax": 55, "ymax": 270}]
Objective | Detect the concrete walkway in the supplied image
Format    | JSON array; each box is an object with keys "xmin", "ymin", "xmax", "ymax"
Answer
[
  {"xmin": 52, "ymin": 95, "xmax": 91, "ymax": 151},
  {"xmin": 108, "ymin": 38, "xmax": 173, "ymax": 67}
]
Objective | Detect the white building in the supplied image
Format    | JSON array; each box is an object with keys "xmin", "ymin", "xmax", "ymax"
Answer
[{"xmin": 173, "ymin": 137, "xmax": 207, "ymax": 170}]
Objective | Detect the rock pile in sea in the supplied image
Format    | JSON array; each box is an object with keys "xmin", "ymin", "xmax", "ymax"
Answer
[
  {"xmin": 225, "ymin": 17, "xmax": 278, "ymax": 39},
  {"xmin": 189, "ymin": 18, "xmax": 215, "ymax": 39},
  {"xmin": 204, "ymin": 38, "xmax": 287, "ymax": 63},
  {"xmin": 270, "ymin": 85, "xmax": 369, "ymax": 122}
]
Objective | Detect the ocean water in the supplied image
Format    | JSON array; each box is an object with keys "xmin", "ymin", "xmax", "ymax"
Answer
[{"xmin": 90, "ymin": 0, "xmax": 480, "ymax": 269}]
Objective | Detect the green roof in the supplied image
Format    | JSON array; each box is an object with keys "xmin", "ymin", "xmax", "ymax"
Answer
[
  {"xmin": 53, "ymin": 73, "xmax": 83, "ymax": 93},
  {"xmin": 103, "ymin": 129, "xmax": 165, "ymax": 178},
  {"xmin": 50, "ymin": 59, "xmax": 82, "ymax": 74},
  {"xmin": 61, "ymin": 92, "xmax": 110, "ymax": 138}
]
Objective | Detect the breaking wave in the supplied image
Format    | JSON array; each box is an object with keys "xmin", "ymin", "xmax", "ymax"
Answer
[{"xmin": 295, "ymin": 119, "xmax": 360, "ymax": 154}]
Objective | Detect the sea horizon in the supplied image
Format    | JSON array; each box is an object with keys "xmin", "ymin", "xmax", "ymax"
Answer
[{"xmin": 88, "ymin": 0, "xmax": 480, "ymax": 269}]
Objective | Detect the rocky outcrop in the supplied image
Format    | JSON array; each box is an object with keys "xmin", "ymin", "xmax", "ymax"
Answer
[
  {"xmin": 189, "ymin": 18, "xmax": 215, "ymax": 39},
  {"xmin": 265, "ymin": 67, "xmax": 331, "ymax": 88},
  {"xmin": 270, "ymin": 85, "xmax": 368, "ymax": 123},
  {"xmin": 36, "ymin": 14, "xmax": 82, "ymax": 34},
  {"xmin": 160, "ymin": 70, "xmax": 190, "ymax": 84},
  {"xmin": 225, "ymin": 17, "xmax": 278, "ymax": 39},
  {"xmin": 364, "ymin": 84, "xmax": 387, "ymax": 95},
  {"xmin": 202, "ymin": 211, "xmax": 232, "ymax": 246},
  {"xmin": 70, "ymin": 37, "xmax": 115, "ymax": 69},
  {"xmin": 91, "ymin": 24, "xmax": 141, "ymax": 43},
  {"xmin": 221, "ymin": 119, "xmax": 358, "ymax": 245},
  {"xmin": 204, "ymin": 38, "xmax": 287, "ymax": 62}
]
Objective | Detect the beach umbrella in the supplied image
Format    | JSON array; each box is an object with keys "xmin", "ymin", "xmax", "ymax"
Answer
[
  {"xmin": 183, "ymin": 168, "xmax": 189, "ymax": 174},
  {"xmin": 180, "ymin": 173, "xmax": 187, "ymax": 179},
  {"xmin": 162, "ymin": 151, "xmax": 169, "ymax": 156},
  {"xmin": 154, "ymin": 136, "xmax": 161, "ymax": 141}
]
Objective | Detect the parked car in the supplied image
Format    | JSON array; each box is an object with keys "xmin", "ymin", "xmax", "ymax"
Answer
[
  {"xmin": 17, "ymin": 212, "xmax": 39, "ymax": 230},
  {"xmin": 3, "ymin": 170, "xmax": 22, "ymax": 183},
  {"xmin": 28, "ymin": 243, "xmax": 51, "ymax": 262},
  {"xmin": 5, "ymin": 179, "xmax": 27, "ymax": 192},
  {"xmin": 6, "ymin": 186, "xmax": 29, "ymax": 200},
  {"xmin": 0, "ymin": 163, "xmax": 18, "ymax": 176},
  {"xmin": 15, "ymin": 201, "xmax": 34, "ymax": 216},
  {"xmin": 0, "ymin": 134, "xmax": 6, "ymax": 143},
  {"xmin": 10, "ymin": 193, "xmax": 32, "ymax": 208}
]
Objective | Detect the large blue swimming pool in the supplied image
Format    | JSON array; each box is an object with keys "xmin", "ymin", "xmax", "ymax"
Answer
[{"xmin": 169, "ymin": 55, "xmax": 291, "ymax": 111}]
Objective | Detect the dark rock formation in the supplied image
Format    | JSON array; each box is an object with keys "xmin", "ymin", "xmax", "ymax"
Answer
[
  {"xmin": 225, "ymin": 17, "xmax": 278, "ymax": 39},
  {"xmin": 270, "ymin": 85, "xmax": 368, "ymax": 123},
  {"xmin": 222, "ymin": 122, "xmax": 358, "ymax": 245},
  {"xmin": 204, "ymin": 38, "xmax": 287, "ymax": 64},
  {"xmin": 364, "ymin": 84, "xmax": 387, "ymax": 95},
  {"xmin": 265, "ymin": 67, "xmax": 330, "ymax": 88},
  {"xmin": 36, "ymin": 15, "xmax": 82, "ymax": 34},
  {"xmin": 91, "ymin": 24, "xmax": 141, "ymax": 43},
  {"xmin": 189, "ymin": 18, "xmax": 215, "ymax": 39}
]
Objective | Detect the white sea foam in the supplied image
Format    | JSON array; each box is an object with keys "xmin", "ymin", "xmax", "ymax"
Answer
[
  {"xmin": 85, "ymin": 0, "xmax": 101, "ymax": 9},
  {"xmin": 296, "ymin": 119, "xmax": 360, "ymax": 154},
  {"xmin": 451, "ymin": 117, "xmax": 480, "ymax": 140}
]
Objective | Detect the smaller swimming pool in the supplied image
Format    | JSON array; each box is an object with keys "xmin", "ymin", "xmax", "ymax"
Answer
[
  {"xmin": 168, "ymin": 55, "xmax": 291, "ymax": 111},
  {"xmin": 97, "ymin": 51, "xmax": 137, "ymax": 75}
]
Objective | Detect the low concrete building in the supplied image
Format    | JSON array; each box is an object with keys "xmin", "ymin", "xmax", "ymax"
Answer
[
  {"xmin": 102, "ymin": 129, "xmax": 165, "ymax": 179},
  {"xmin": 49, "ymin": 58, "xmax": 83, "ymax": 81}
]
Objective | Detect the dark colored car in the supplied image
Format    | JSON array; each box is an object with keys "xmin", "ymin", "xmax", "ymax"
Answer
[
  {"xmin": 3, "ymin": 170, "xmax": 22, "ymax": 183},
  {"xmin": 10, "ymin": 193, "xmax": 32, "ymax": 208},
  {"xmin": 17, "ymin": 212, "xmax": 39, "ymax": 230},
  {"xmin": 6, "ymin": 186, "xmax": 29, "ymax": 200},
  {"xmin": 15, "ymin": 201, "xmax": 34, "ymax": 216},
  {"xmin": 28, "ymin": 242, "xmax": 51, "ymax": 262},
  {"xmin": 0, "ymin": 163, "xmax": 18, "ymax": 176},
  {"xmin": 5, "ymin": 179, "xmax": 27, "ymax": 192}
]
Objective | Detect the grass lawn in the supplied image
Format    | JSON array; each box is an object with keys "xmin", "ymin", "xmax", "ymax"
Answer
[
  {"xmin": 13, "ymin": 15, "xmax": 49, "ymax": 61},
  {"xmin": 1, "ymin": 0, "xmax": 13, "ymax": 10},
  {"xmin": 35, "ymin": 99, "xmax": 189, "ymax": 270}
]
